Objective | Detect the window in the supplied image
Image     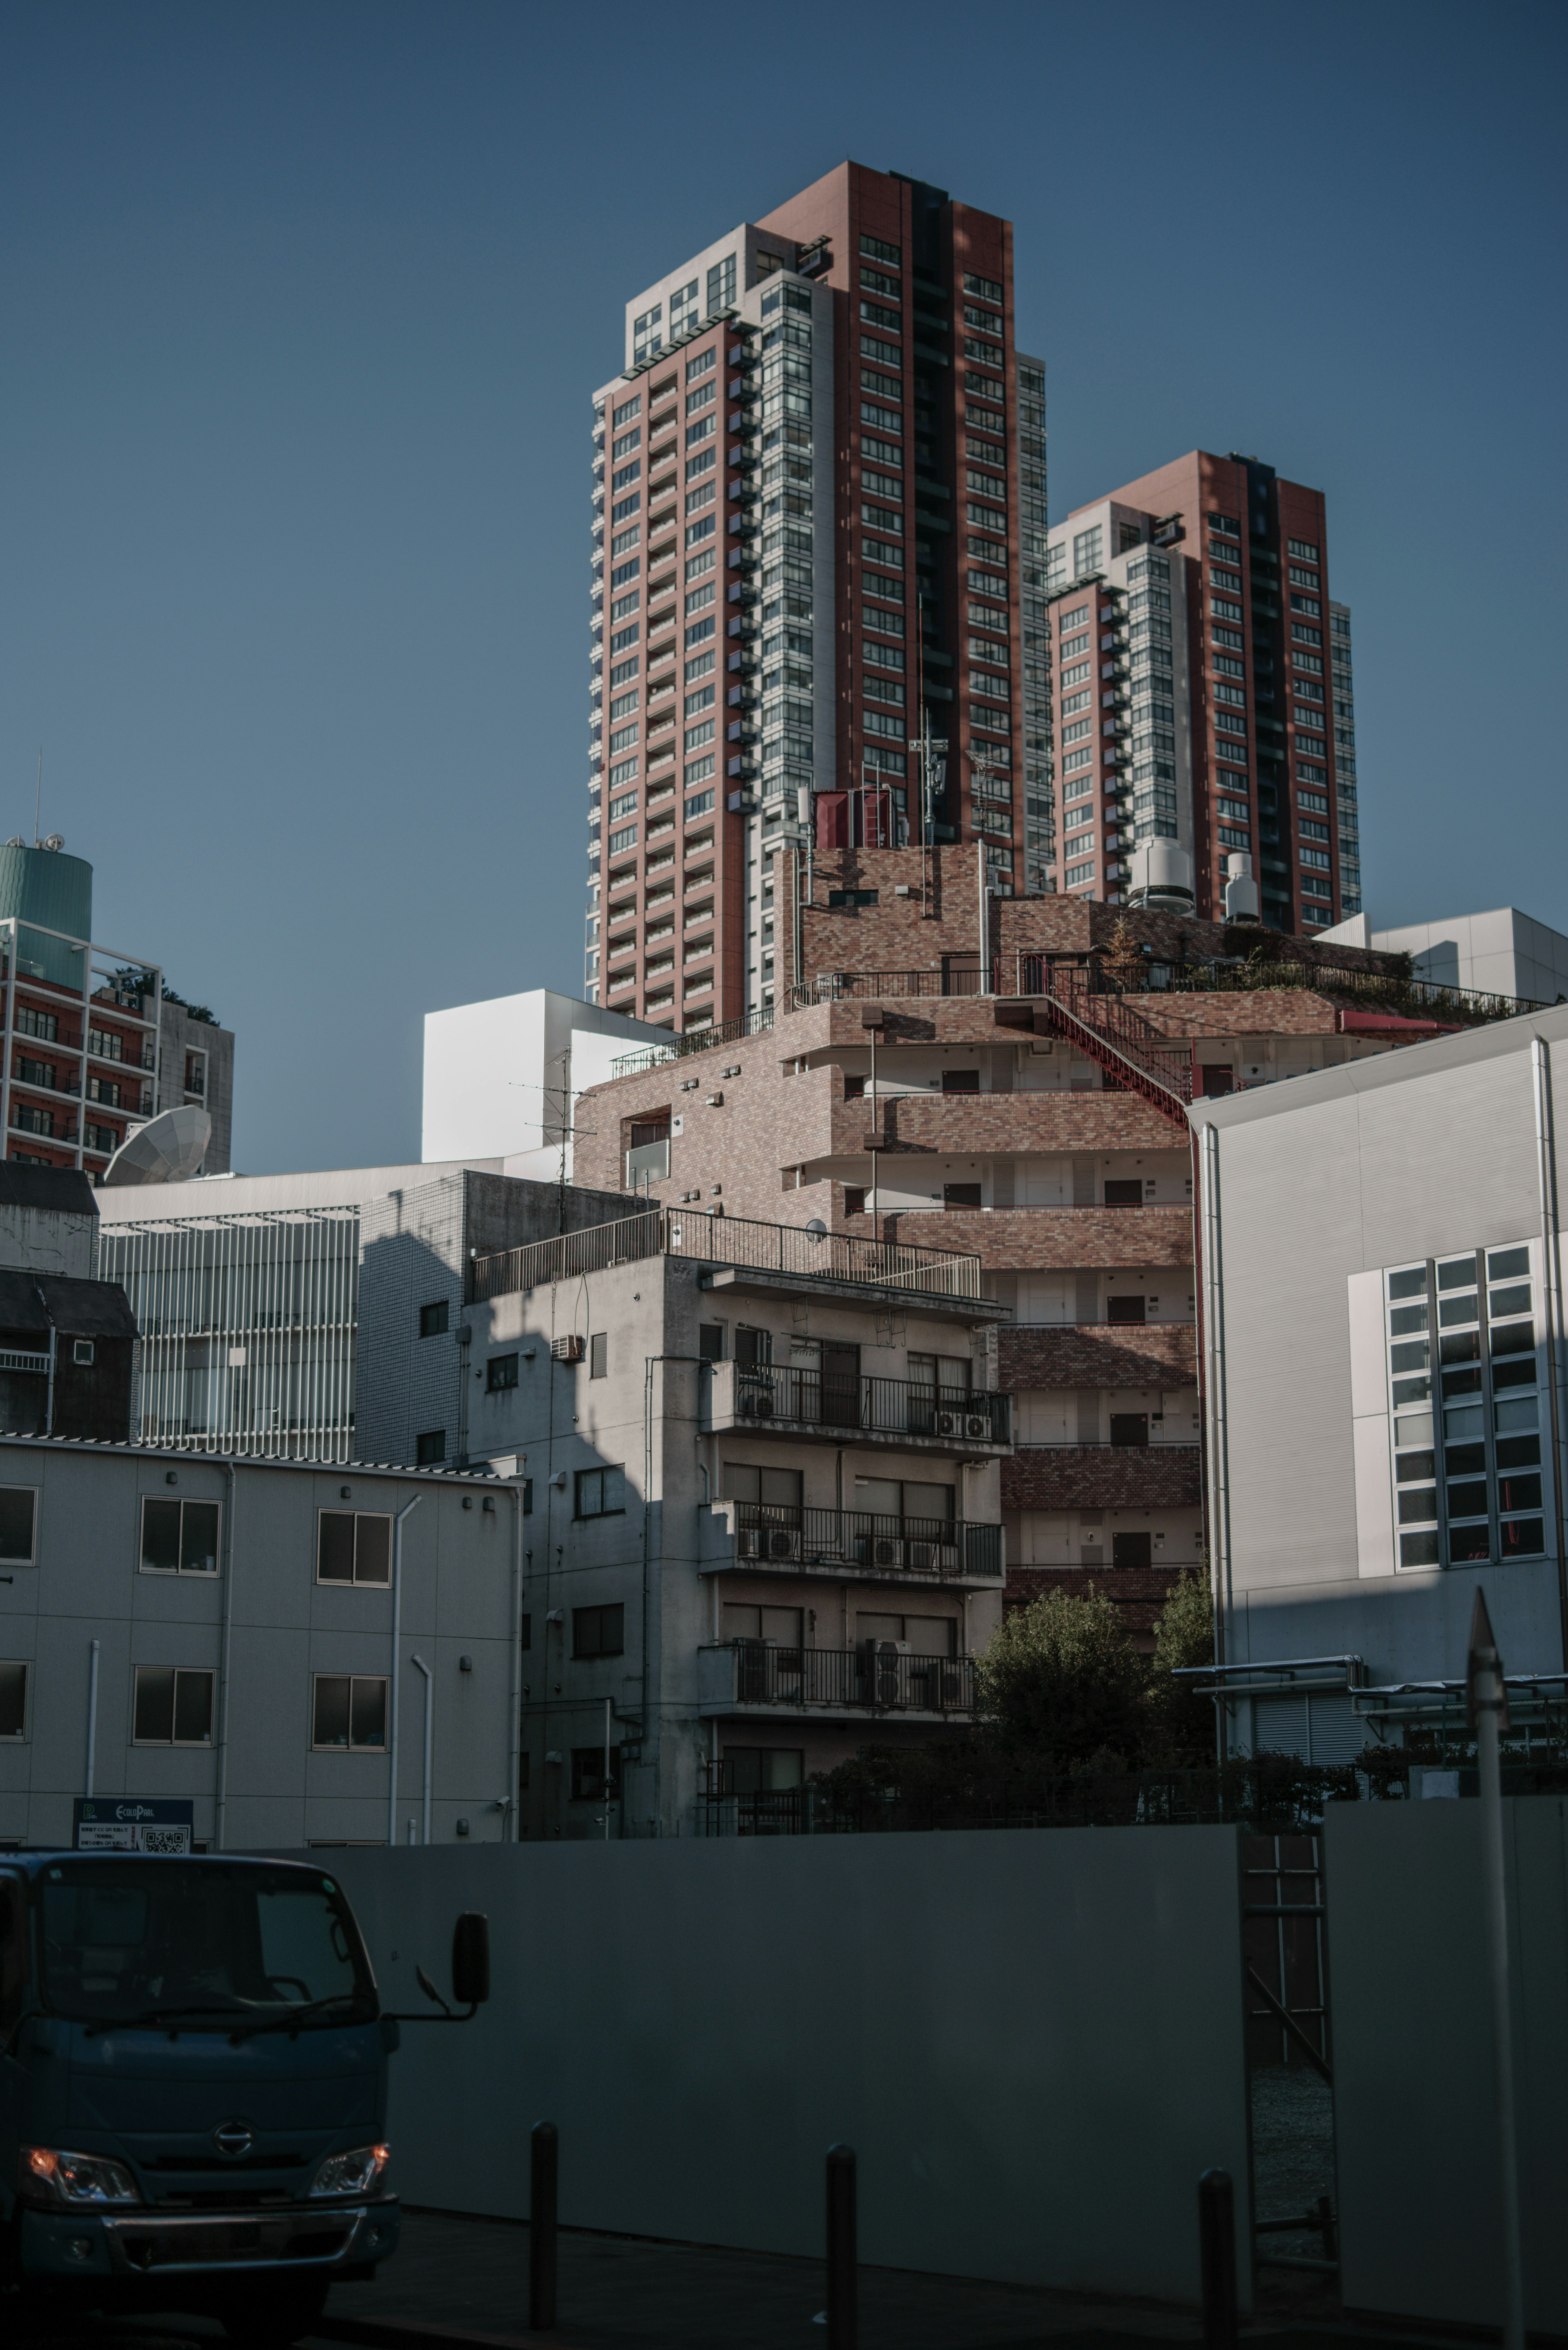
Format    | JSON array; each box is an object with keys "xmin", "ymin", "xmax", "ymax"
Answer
[
  {"xmin": 317, "ymin": 1511, "xmax": 393, "ymax": 1586},
  {"xmin": 487, "ymin": 1353, "xmax": 519, "ymax": 1393},
  {"xmin": 416, "ymin": 1431, "xmax": 446, "ymax": 1467},
  {"xmin": 0, "ymin": 1661, "xmax": 26, "ymax": 1738},
  {"xmin": 1290, "ymin": 593, "xmax": 1321, "ymax": 616},
  {"xmin": 963, "ymin": 270, "xmax": 1002, "ymax": 302},
  {"xmin": 941, "ymin": 1068, "xmax": 980, "ymax": 1095},
  {"xmin": 861, "ymin": 232, "xmax": 901, "ymax": 265},
  {"xmin": 590, "ymin": 1332, "xmax": 608, "ymax": 1380},
  {"xmin": 943, "ymin": 1182, "xmax": 983, "ymax": 1210},
  {"xmin": 685, "ymin": 615, "xmax": 715, "ymax": 649},
  {"xmin": 573, "ymin": 1603, "xmax": 624, "ymax": 1659},
  {"xmin": 571, "ymin": 1747, "xmax": 621, "ymax": 1802},
  {"xmin": 843, "ymin": 1187, "xmax": 866, "ymax": 1217},
  {"xmin": 419, "ymin": 1301, "xmax": 448, "ymax": 1339},
  {"xmin": 706, "ymin": 254, "xmax": 737, "ymax": 313},
  {"xmin": 1072, "ymin": 528, "xmax": 1102, "ymax": 577},
  {"xmin": 686, "ymin": 348, "xmax": 716, "ymax": 383},
  {"xmin": 312, "ymin": 1674, "xmax": 388, "ymax": 1751},
  {"xmin": 699, "ymin": 1323, "xmax": 725, "ymax": 1362},
  {"xmin": 0, "ymin": 1488, "xmax": 36, "ymax": 1565},
  {"xmin": 721, "ymin": 1748, "xmax": 804, "ymax": 1794},
  {"xmin": 133, "ymin": 1667, "xmax": 214, "ymax": 1746},
  {"xmin": 1287, "ymin": 538, "xmax": 1319, "ymax": 561},
  {"xmin": 721, "ymin": 1461, "xmax": 802, "ymax": 1511},
  {"xmin": 140, "ymin": 1497, "xmax": 220, "ymax": 1576},
  {"xmin": 576, "ymin": 1466, "xmax": 626, "ymax": 1519}
]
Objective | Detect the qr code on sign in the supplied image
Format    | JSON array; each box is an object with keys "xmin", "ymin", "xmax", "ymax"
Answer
[{"xmin": 140, "ymin": 1829, "xmax": 189, "ymax": 1855}]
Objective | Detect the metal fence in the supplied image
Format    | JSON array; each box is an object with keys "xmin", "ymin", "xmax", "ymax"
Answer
[
  {"xmin": 717, "ymin": 1640, "xmax": 976, "ymax": 1713},
  {"xmin": 733, "ymin": 1502, "xmax": 1003, "ymax": 1581},
  {"xmin": 96, "ymin": 1206, "xmax": 359, "ymax": 1460},
  {"xmin": 469, "ymin": 1205, "xmax": 982, "ymax": 1304},
  {"xmin": 729, "ymin": 1364, "xmax": 1009, "ymax": 1443},
  {"xmin": 609, "ymin": 1005, "xmax": 777, "ymax": 1079}
]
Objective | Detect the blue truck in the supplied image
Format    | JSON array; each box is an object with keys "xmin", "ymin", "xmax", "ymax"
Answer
[{"xmin": 0, "ymin": 1850, "xmax": 488, "ymax": 2344}]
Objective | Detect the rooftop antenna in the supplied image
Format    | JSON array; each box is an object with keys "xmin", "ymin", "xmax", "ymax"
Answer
[{"xmin": 33, "ymin": 749, "xmax": 42, "ymax": 849}]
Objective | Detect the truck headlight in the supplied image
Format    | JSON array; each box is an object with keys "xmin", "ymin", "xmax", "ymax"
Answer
[
  {"xmin": 22, "ymin": 2147, "xmax": 140, "ymax": 2207},
  {"xmin": 310, "ymin": 2143, "xmax": 391, "ymax": 2198}
]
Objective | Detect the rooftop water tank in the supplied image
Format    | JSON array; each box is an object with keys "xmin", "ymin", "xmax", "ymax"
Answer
[
  {"xmin": 0, "ymin": 840, "xmax": 94, "ymax": 990},
  {"xmin": 1223, "ymin": 851, "xmax": 1261, "ymax": 923},
  {"xmin": 1125, "ymin": 840, "xmax": 1195, "ymax": 914}
]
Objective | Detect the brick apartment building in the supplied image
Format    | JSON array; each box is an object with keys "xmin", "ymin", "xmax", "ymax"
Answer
[
  {"xmin": 575, "ymin": 848, "xmax": 1461, "ymax": 1639},
  {"xmin": 1043, "ymin": 451, "xmax": 1361, "ymax": 933},
  {"xmin": 586, "ymin": 160, "xmax": 1046, "ymax": 1032}
]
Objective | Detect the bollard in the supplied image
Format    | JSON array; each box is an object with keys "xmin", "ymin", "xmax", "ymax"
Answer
[
  {"xmin": 529, "ymin": 2121, "xmax": 558, "ymax": 2332},
  {"xmin": 1198, "ymin": 2168, "xmax": 1238, "ymax": 2350},
  {"xmin": 825, "ymin": 2143, "xmax": 857, "ymax": 2350}
]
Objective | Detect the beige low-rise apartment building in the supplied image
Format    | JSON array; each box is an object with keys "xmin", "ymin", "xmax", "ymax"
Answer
[
  {"xmin": 461, "ymin": 1208, "xmax": 1007, "ymax": 1834},
  {"xmin": 572, "ymin": 847, "xmax": 1533, "ymax": 1643}
]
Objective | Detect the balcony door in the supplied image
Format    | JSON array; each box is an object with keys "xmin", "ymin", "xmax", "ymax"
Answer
[{"xmin": 820, "ymin": 1341, "xmax": 860, "ymax": 1427}]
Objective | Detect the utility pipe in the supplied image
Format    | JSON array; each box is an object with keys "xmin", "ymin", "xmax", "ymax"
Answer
[
  {"xmin": 214, "ymin": 1458, "xmax": 238, "ymax": 1849},
  {"xmin": 411, "ymin": 1652, "xmax": 433, "ymax": 1846},
  {"xmin": 385, "ymin": 1494, "xmax": 423, "ymax": 1847},
  {"xmin": 85, "ymin": 1638, "xmax": 100, "ymax": 1797},
  {"xmin": 508, "ymin": 1476, "xmax": 526, "ymax": 1839}
]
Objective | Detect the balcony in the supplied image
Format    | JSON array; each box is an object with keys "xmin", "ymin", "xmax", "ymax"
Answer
[
  {"xmin": 1000, "ymin": 1321, "xmax": 1197, "ymax": 1389},
  {"xmin": 851, "ymin": 1090, "xmax": 1179, "ymax": 1155},
  {"xmin": 705, "ymin": 1360, "xmax": 1010, "ymax": 1453},
  {"xmin": 887, "ymin": 1206, "xmax": 1193, "ymax": 1270},
  {"xmin": 1003, "ymin": 1444, "xmax": 1203, "ymax": 1512},
  {"xmin": 703, "ymin": 1501, "xmax": 1003, "ymax": 1587},
  {"xmin": 698, "ymin": 1639, "xmax": 976, "ymax": 1720}
]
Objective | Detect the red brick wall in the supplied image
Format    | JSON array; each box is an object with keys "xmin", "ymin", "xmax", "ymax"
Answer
[
  {"xmin": 1004, "ymin": 1446, "xmax": 1204, "ymax": 1511},
  {"xmin": 1001, "ymin": 1323, "xmax": 1198, "ymax": 1388}
]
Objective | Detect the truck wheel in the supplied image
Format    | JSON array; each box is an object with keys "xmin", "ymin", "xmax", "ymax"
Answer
[{"xmin": 221, "ymin": 2282, "xmax": 330, "ymax": 2345}]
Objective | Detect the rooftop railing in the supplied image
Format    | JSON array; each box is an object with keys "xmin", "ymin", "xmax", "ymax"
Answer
[
  {"xmin": 610, "ymin": 1006, "xmax": 776, "ymax": 1078},
  {"xmin": 469, "ymin": 1206, "xmax": 983, "ymax": 1304}
]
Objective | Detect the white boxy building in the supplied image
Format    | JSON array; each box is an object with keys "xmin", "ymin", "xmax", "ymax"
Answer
[
  {"xmin": 0, "ymin": 1442, "xmax": 524, "ymax": 1852},
  {"xmin": 463, "ymin": 1205, "xmax": 1009, "ymax": 1835},
  {"xmin": 1191, "ymin": 1005, "xmax": 1568, "ymax": 1759}
]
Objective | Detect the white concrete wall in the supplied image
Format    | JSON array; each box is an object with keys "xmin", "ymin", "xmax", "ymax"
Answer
[
  {"xmin": 421, "ymin": 989, "xmax": 666, "ymax": 1170},
  {"xmin": 1372, "ymin": 908, "xmax": 1568, "ymax": 1006},
  {"xmin": 292, "ymin": 1833, "xmax": 1252, "ymax": 2302}
]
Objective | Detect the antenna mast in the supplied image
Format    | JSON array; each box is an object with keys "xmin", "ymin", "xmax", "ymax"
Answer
[{"xmin": 33, "ymin": 749, "xmax": 42, "ymax": 848}]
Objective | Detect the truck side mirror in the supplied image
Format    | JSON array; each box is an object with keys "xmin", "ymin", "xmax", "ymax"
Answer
[{"xmin": 452, "ymin": 1912, "xmax": 490, "ymax": 2009}]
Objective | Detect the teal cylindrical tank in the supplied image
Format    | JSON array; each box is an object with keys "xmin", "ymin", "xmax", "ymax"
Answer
[{"xmin": 0, "ymin": 843, "xmax": 94, "ymax": 990}]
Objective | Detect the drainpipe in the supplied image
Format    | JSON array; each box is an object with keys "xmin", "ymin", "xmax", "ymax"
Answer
[
  {"xmin": 214, "ymin": 1458, "xmax": 238, "ymax": 1849},
  {"xmin": 411, "ymin": 1653, "xmax": 433, "ymax": 1845},
  {"xmin": 43, "ymin": 1323, "xmax": 56, "ymax": 1438},
  {"xmin": 85, "ymin": 1638, "xmax": 100, "ymax": 1797},
  {"xmin": 1530, "ymin": 1037, "xmax": 1568, "ymax": 1671},
  {"xmin": 508, "ymin": 1475, "xmax": 526, "ymax": 1840},
  {"xmin": 385, "ymin": 1494, "xmax": 423, "ymax": 1847}
]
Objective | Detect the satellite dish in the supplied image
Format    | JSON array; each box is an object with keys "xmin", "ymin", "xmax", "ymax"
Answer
[
  {"xmin": 102, "ymin": 1105, "xmax": 212, "ymax": 1187},
  {"xmin": 804, "ymin": 1219, "xmax": 828, "ymax": 1242}
]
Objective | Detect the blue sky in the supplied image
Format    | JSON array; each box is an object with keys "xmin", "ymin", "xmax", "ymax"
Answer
[{"xmin": 2, "ymin": 1, "xmax": 1563, "ymax": 1171}]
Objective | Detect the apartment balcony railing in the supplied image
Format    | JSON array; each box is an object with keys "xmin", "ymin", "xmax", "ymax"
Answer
[
  {"xmin": 709, "ymin": 1360, "xmax": 1010, "ymax": 1448},
  {"xmin": 470, "ymin": 1206, "xmax": 982, "ymax": 1305},
  {"xmin": 1003, "ymin": 1443, "xmax": 1204, "ymax": 1511},
  {"xmin": 698, "ymin": 1639, "xmax": 976, "ymax": 1717},
  {"xmin": 719, "ymin": 1501, "xmax": 1003, "ymax": 1585}
]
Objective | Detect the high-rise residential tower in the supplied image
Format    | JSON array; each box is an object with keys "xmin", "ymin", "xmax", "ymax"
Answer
[
  {"xmin": 584, "ymin": 162, "xmax": 1045, "ymax": 1031},
  {"xmin": 1042, "ymin": 452, "xmax": 1361, "ymax": 932}
]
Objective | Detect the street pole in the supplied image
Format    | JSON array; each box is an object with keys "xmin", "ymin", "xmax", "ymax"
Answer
[{"xmin": 1468, "ymin": 1588, "xmax": 1525, "ymax": 2350}]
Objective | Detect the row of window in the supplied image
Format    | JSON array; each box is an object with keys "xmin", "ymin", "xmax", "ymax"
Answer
[
  {"xmin": 0, "ymin": 1661, "xmax": 386, "ymax": 1750},
  {"xmin": 0, "ymin": 1491, "xmax": 528, "ymax": 1579}
]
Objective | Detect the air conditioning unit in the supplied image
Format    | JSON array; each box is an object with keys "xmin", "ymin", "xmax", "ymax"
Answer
[
  {"xmin": 872, "ymin": 1536, "xmax": 902, "ymax": 1567},
  {"xmin": 738, "ymin": 1529, "xmax": 765, "ymax": 1559},
  {"xmin": 964, "ymin": 1411, "xmax": 992, "ymax": 1439},
  {"xmin": 550, "ymin": 1335, "xmax": 585, "ymax": 1364},
  {"xmin": 935, "ymin": 1409, "xmax": 964, "ymax": 1436},
  {"xmin": 872, "ymin": 1639, "xmax": 909, "ymax": 1706},
  {"xmin": 906, "ymin": 1541, "xmax": 935, "ymax": 1573},
  {"xmin": 739, "ymin": 1387, "xmax": 774, "ymax": 1418},
  {"xmin": 766, "ymin": 1527, "xmax": 801, "ymax": 1561}
]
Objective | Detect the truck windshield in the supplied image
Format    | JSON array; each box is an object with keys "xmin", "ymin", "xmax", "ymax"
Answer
[{"xmin": 37, "ymin": 1861, "xmax": 376, "ymax": 2029}]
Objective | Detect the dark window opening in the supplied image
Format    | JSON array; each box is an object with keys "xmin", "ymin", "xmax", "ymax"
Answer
[
  {"xmin": 419, "ymin": 1301, "xmax": 449, "ymax": 1339},
  {"xmin": 487, "ymin": 1353, "xmax": 519, "ymax": 1391},
  {"xmin": 574, "ymin": 1603, "xmax": 625, "ymax": 1659},
  {"xmin": 416, "ymin": 1431, "xmax": 446, "ymax": 1467}
]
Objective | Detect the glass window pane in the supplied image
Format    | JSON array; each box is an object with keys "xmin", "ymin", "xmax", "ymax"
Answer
[
  {"xmin": 723, "ymin": 1747, "xmax": 763, "ymax": 1794},
  {"xmin": 1388, "ymin": 1268, "xmax": 1427, "ymax": 1300},
  {"xmin": 1488, "ymin": 1282, "xmax": 1532, "ymax": 1320},
  {"xmin": 1392, "ymin": 1376, "xmax": 1432, "ymax": 1406},
  {"xmin": 1397, "ymin": 1487, "xmax": 1439, "ymax": 1524},
  {"xmin": 857, "ymin": 1614, "xmax": 903, "ymax": 1643},
  {"xmin": 855, "ymin": 1478, "xmax": 902, "ymax": 1518},
  {"xmin": 903, "ymin": 1482, "xmax": 956, "ymax": 1522},
  {"xmin": 1495, "ymin": 1434, "xmax": 1542, "ymax": 1470},
  {"xmin": 1500, "ymin": 1516, "xmax": 1546, "ymax": 1558},
  {"xmin": 180, "ymin": 1503, "xmax": 219, "ymax": 1574},
  {"xmin": 0, "ymin": 1660, "xmax": 26, "ymax": 1737},
  {"xmin": 1437, "ymin": 1295, "xmax": 1477, "ymax": 1327},
  {"xmin": 0, "ymin": 1487, "xmax": 33, "ymax": 1564},
  {"xmin": 1394, "ymin": 1451, "xmax": 1436, "ymax": 1482},
  {"xmin": 134, "ymin": 1668, "xmax": 176, "ymax": 1743},
  {"xmin": 1399, "ymin": 1531, "xmax": 1440, "ymax": 1569},
  {"xmin": 1389, "ymin": 1305, "xmax": 1428, "ymax": 1336},
  {"xmin": 350, "ymin": 1678, "xmax": 386, "ymax": 1749},
  {"xmin": 903, "ymin": 1616, "xmax": 956, "ymax": 1656},
  {"xmin": 722, "ymin": 1604, "xmax": 762, "ymax": 1640},
  {"xmin": 1491, "ymin": 1322, "xmax": 1535, "ymax": 1360},
  {"xmin": 1437, "ymin": 1258, "xmax": 1478, "ymax": 1290},
  {"xmin": 1390, "ymin": 1341, "xmax": 1430, "ymax": 1372},
  {"xmin": 1444, "ymin": 1405, "xmax": 1485, "ymax": 1440},
  {"xmin": 140, "ymin": 1498, "xmax": 181, "ymax": 1574},
  {"xmin": 317, "ymin": 1513, "xmax": 355, "ymax": 1583},
  {"xmin": 1448, "ymin": 1525, "xmax": 1491, "ymax": 1564},
  {"xmin": 1494, "ymin": 1356, "xmax": 1538, "ymax": 1392},
  {"xmin": 602, "ymin": 1467, "xmax": 626, "ymax": 1513},
  {"xmin": 762, "ymin": 1749, "xmax": 804, "ymax": 1790},
  {"xmin": 720, "ymin": 1463, "xmax": 761, "ymax": 1503},
  {"xmin": 173, "ymin": 1671, "xmax": 213, "ymax": 1744},
  {"xmin": 761, "ymin": 1607, "xmax": 803, "ymax": 1645},
  {"xmin": 1444, "ymin": 1442, "xmax": 1487, "ymax": 1476},
  {"xmin": 1498, "ymin": 1472, "xmax": 1543, "ymax": 1515},
  {"xmin": 759, "ymin": 1467, "xmax": 803, "ymax": 1509},
  {"xmin": 1394, "ymin": 1412, "xmax": 1434, "ymax": 1448},
  {"xmin": 1445, "ymin": 1479, "xmax": 1488, "ymax": 1518},
  {"xmin": 313, "ymin": 1676, "xmax": 351, "ymax": 1747},
  {"xmin": 1495, "ymin": 1398, "xmax": 1538, "ymax": 1434},
  {"xmin": 1487, "ymin": 1247, "xmax": 1531, "ymax": 1280},
  {"xmin": 354, "ymin": 1516, "xmax": 391, "ymax": 1585}
]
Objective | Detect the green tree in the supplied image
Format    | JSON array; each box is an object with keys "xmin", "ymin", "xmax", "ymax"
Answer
[
  {"xmin": 976, "ymin": 1587, "xmax": 1150, "ymax": 1767},
  {"xmin": 1148, "ymin": 1570, "xmax": 1218, "ymax": 1762}
]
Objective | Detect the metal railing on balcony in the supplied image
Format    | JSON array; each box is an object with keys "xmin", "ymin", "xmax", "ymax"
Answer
[
  {"xmin": 731, "ymin": 1502, "xmax": 1002, "ymax": 1581},
  {"xmin": 789, "ymin": 964, "xmax": 998, "ymax": 1007},
  {"xmin": 470, "ymin": 1206, "xmax": 983, "ymax": 1304},
  {"xmin": 726, "ymin": 1362, "xmax": 1009, "ymax": 1444},
  {"xmin": 707, "ymin": 1639, "xmax": 976, "ymax": 1713},
  {"xmin": 610, "ymin": 1005, "xmax": 776, "ymax": 1077}
]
